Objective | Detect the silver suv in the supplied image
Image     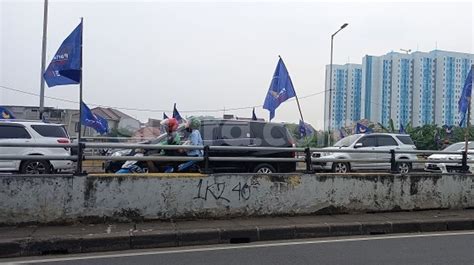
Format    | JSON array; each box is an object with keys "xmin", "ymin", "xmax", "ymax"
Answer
[{"xmin": 313, "ymin": 133, "xmax": 417, "ymax": 173}]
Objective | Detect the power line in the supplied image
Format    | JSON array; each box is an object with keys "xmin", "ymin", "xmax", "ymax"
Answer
[{"xmin": 0, "ymin": 84, "xmax": 328, "ymax": 114}]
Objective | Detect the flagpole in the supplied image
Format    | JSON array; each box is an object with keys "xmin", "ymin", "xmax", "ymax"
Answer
[
  {"xmin": 295, "ymin": 95, "xmax": 305, "ymax": 124},
  {"xmin": 39, "ymin": 0, "xmax": 48, "ymax": 119},
  {"xmin": 76, "ymin": 17, "xmax": 84, "ymax": 175}
]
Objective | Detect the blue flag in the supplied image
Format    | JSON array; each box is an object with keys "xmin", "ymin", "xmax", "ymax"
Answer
[
  {"xmin": 458, "ymin": 65, "xmax": 473, "ymax": 127},
  {"xmin": 355, "ymin": 123, "xmax": 372, "ymax": 134},
  {"xmin": 0, "ymin": 107, "xmax": 15, "ymax": 119},
  {"xmin": 399, "ymin": 123, "xmax": 405, "ymax": 134},
  {"xmin": 43, "ymin": 21, "xmax": 82, "ymax": 87},
  {"xmin": 163, "ymin": 112, "xmax": 169, "ymax": 120},
  {"xmin": 298, "ymin": 120, "xmax": 313, "ymax": 137},
  {"xmin": 252, "ymin": 108, "xmax": 257, "ymax": 121},
  {"xmin": 81, "ymin": 102, "xmax": 108, "ymax": 135},
  {"xmin": 263, "ymin": 57, "xmax": 297, "ymax": 120},
  {"xmin": 172, "ymin": 103, "xmax": 183, "ymax": 122}
]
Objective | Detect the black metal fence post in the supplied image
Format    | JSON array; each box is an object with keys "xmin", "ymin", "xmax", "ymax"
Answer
[
  {"xmin": 461, "ymin": 150, "xmax": 469, "ymax": 173},
  {"xmin": 75, "ymin": 142, "xmax": 85, "ymax": 176},
  {"xmin": 304, "ymin": 147, "xmax": 314, "ymax": 174},
  {"xmin": 390, "ymin": 149, "xmax": 397, "ymax": 173},
  {"xmin": 200, "ymin": 145, "xmax": 212, "ymax": 174}
]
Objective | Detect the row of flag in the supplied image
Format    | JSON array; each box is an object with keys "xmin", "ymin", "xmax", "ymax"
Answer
[
  {"xmin": 9, "ymin": 19, "xmax": 473, "ymax": 139},
  {"xmin": 41, "ymin": 20, "xmax": 110, "ymax": 135}
]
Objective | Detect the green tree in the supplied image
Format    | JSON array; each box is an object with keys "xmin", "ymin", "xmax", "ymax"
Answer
[
  {"xmin": 299, "ymin": 133, "xmax": 318, "ymax": 147},
  {"xmin": 407, "ymin": 124, "xmax": 438, "ymax": 150}
]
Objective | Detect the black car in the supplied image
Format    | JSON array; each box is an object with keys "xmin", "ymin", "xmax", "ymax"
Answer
[{"xmin": 105, "ymin": 119, "xmax": 296, "ymax": 173}]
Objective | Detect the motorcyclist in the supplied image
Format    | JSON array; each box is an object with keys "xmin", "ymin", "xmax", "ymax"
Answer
[
  {"xmin": 117, "ymin": 118, "xmax": 181, "ymax": 174},
  {"xmin": 147, "ymin": 118, "xmax": 181, "ymax": 172},
  {"xmin": 160, "ymin": 118, "xmax": 181, "ymax": 155},
  {"xmin": 178, "ymin": 117, "xmax": 203, "ymax": 172}
]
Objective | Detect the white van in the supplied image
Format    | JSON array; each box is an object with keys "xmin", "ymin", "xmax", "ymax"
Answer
[{"xmin": 0, "ymin": 120, "xmax": 74, "ymax": 174}]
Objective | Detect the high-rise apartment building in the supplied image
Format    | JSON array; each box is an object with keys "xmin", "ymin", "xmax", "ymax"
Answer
[
  {"xmin": 325, "ymin": 50, "xmax": 473, "ymax": 130},
  {"xmin": 324, "ymin": 64, "xmax": 362, "ymax": 130}
]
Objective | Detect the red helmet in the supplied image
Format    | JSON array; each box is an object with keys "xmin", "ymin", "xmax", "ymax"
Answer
[{"xmin": 161, "ymin": 118, "xmax": 179, "ymax": 133}]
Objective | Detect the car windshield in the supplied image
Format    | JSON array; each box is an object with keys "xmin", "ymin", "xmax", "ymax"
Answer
[
  {"xmin": 333, "ymin": 134, "xmax": 360, "ymax": 147},
  {"xmin": 396, "ymin": 135, "xmax": 414, "ymax": 145},
  {"xmin": 443, "ymin": 142, "xmax": 474, "ymax": 151}
]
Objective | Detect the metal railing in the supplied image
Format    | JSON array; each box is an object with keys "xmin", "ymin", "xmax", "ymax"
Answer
[
  {"xmin": 0, "ymin": 141, "xmax": 473, "ymax": 174},
  {"xmin": 71, "ymin": 136, "xmax": 156, "ymax": 142}
]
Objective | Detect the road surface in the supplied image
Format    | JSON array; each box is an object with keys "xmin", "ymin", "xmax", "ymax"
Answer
[{"xmin": 6, "ymin": 231, "xmax": 474, "ymax": 265}]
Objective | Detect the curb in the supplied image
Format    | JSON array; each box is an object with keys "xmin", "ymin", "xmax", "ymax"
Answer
[{"xmin": 1, "ymin": 218, "xmax": 473, "ymax": 258}]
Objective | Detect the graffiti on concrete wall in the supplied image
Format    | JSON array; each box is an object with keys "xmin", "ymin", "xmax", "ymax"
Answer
[{"xmin": 194, "ymin": 178, "xmax": 260, "ymax": 202}]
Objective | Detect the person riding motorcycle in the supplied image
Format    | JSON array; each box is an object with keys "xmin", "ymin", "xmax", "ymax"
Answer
[
  {"xmin": 117, "ymin": 118, "xmax": 181, "ymax": 173},
  {"xmin": 177, "ymin": 117, "xmax": 203, "ymax": 172},
  {"xmin": 146, "ymin": 118, "xmax": 181, "ymax": 172},
  {"xmin": 160, "ymin": 118, "xmax": 181, "ymax": 155}
]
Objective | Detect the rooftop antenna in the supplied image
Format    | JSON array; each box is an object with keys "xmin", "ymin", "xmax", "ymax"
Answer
[
  {"xmin": 400, "ymin": 48, "xmax": 411, "ymax": 54},
  {"xmin": 435, "ymin": 41, "xmax": 438, "ymax": 50}
]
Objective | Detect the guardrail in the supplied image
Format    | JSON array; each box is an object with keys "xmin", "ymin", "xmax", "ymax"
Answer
[
  {"xmin": 71, "ymin": 136, "xmax": 156, "ymax": 142},
  {"xmin": 0, "ymin": 142, "xmax": 472, "ymax": 174}
]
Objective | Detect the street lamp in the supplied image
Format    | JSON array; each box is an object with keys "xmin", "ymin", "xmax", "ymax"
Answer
[{"xmin": 327, "ymin": 23, "xmax": 349, "ymax": 146}]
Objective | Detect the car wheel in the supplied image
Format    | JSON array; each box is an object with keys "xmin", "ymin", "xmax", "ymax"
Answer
[
  {"xmin": 332, "ymin": 162, "xmax": 350, "ymax": 173},
  {"xmin": 20, "ymin": 160, "xmax": 51, "ymax": 174},
  {"xmin": 397, "ymin": 161, "xmax": 411, "ymax": 174},
  {"xmin": 253, "ymin": 163, "xmax": 276, "ymax": 174}
]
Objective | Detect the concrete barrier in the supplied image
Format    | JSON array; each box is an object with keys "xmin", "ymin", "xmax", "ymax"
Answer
[{"xmin": 0, "ymin": 173, "xmax": 473, "ymax": 224}]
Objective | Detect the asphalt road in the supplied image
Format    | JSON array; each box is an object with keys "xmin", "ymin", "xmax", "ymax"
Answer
[{"xmin": 7, "ymin": 231, "xmax": 474, "ymax": 265}]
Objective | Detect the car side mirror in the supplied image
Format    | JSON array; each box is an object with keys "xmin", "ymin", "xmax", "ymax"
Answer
[{"xmin": 354, "ymin": 143, "xmax": 363, "ymax": 148}]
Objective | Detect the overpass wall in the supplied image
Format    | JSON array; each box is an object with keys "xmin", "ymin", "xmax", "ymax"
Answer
[{"xmin": 0, "ymin": 173, "xmax": 472, "ymax": 224}]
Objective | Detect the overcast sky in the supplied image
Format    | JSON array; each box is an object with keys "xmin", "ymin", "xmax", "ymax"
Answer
[{"xmin": 1, "ymin": 0, "xmax": 473, "ymax": 129}]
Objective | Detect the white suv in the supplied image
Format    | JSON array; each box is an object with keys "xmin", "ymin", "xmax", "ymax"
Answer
[
  {"xmin": 313, "ymin": 133, "xmax": 418, "ymax": 173},
  {"xmin": 0, "ymin": 120, "xmax": 74, "ymax": 174}
]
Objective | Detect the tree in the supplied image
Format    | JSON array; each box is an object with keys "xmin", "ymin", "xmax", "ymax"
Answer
[{"xmin": 406, "ymin": 124, "xmax": 438, "ymax": 150}]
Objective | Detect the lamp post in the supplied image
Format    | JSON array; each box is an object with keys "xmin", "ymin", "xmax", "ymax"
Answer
[
  {"xmin": 327, "ymin": 23, "xmax": 349, "ymax": 146},
  {"xmin": 39, "ymin": 0, "xmax": 48, "ymax": 119}
]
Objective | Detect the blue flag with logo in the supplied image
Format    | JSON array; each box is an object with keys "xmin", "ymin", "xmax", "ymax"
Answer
[
  {"xmin": 0, "ymin": 107, "xmax": 15, "ymax": 119},
  {"xmin": 81, "ymin": 102, "xmax": 108, "ymax": 135},
  {"xmin": 458, "ymin": 65, "xmax": 473, "ymax": 127},
  {"xmin": 298, "ymin": 120, "xmax": 313, "ymax": 137},
  {"xmin": 172, "ymin": 103, "xmax": 183, "ymax": 122},
  {"xmin": 43, "ymin": 21, "xmax": 82, "ymax": 87},
  {"xmin": 263, "ymin": 57, "xmax": 296, "ymax": 120},
  {"xmin": 399, "ymin": 123, "xmax": 405, "ymax": 134},
  {"xmin": 163, "ymin": 112, "xmax": 169, "ymax": 120},
  {"xmin": 252, "ymin": 108, "xmax": 257, "ymax": 121},
  {"xmin": 355, "ymin": 123, "xmax": 372, "ymax": 134}
]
